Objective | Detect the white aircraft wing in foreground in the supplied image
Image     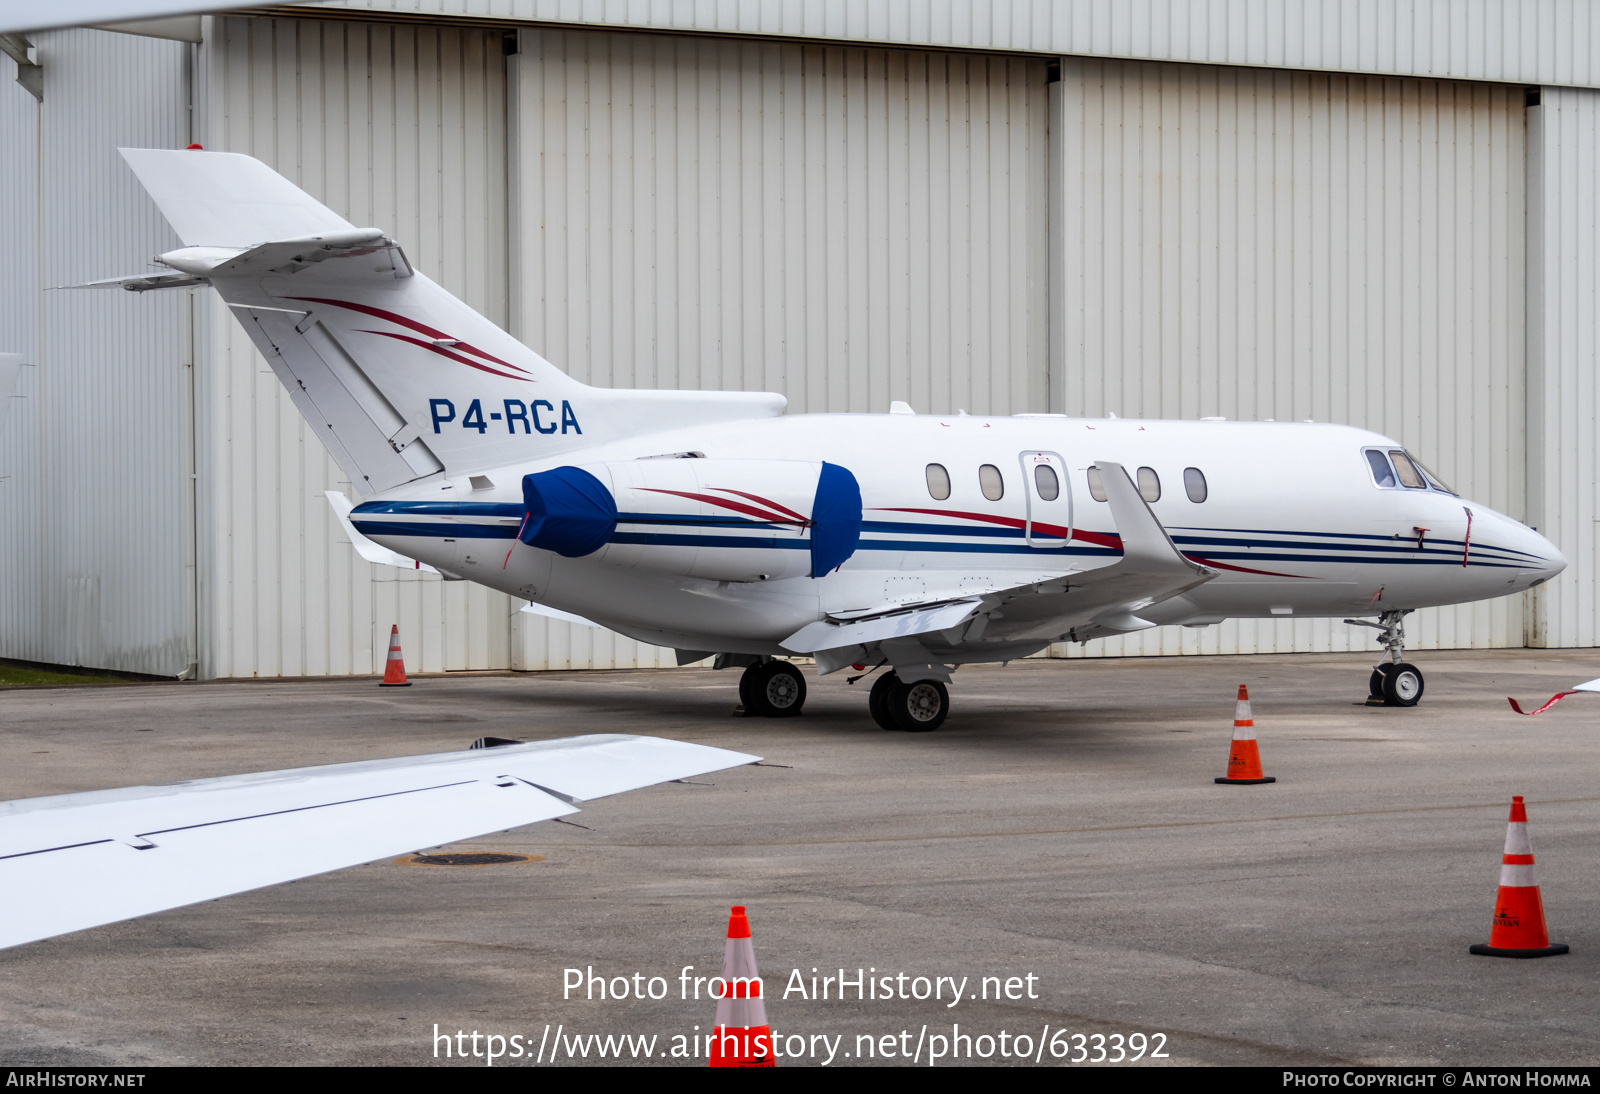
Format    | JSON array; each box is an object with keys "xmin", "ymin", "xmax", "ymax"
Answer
[{"xmin": 0, "ymin": 734, "xmax": 756, "ymax": 949}]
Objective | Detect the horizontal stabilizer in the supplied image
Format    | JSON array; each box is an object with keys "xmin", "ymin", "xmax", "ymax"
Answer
[
  {"xmin": 0, "ymin": 734, "xmax": 757, "ymax": 949},
  {"xmin": 119, "ymin": 147, "xmax": 355, "ymax": 247},
  {"xmin": 60, "ymin": 271, "xmax": 206, "ymax": 292}
]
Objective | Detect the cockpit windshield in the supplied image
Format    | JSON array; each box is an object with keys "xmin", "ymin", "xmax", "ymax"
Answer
[
  {"xmin": 1364, "ymin": 448, "xmax": 1457, "ymax": 496},
  {"xmin": 1408, "ymin": 454, "xmax": 1457, "ymax": 496}
]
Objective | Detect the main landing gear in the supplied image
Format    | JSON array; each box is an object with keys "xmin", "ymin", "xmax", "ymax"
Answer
[
  {"xmin": 738, "ymin": 659, "xmax": 807, "ymax": 718},
  {"xmin": 1347, "ymin": 609, "xmax": 1424, "ymax": 707},
  {"xmin": 867, "ymin": 671, "xmax": 949, "ymax": 732}
]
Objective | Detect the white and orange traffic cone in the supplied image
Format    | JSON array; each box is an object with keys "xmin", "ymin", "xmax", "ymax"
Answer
[
  {"xmin": 1215, "ymin": 684, "xmax": 1275, "ymax": 784},
  {"xmin": 708, "ymin": 905, "xmax": 774, "ymax": 1067},
  {"xmin": 379, "ymin": 624, "xmax": 411, "ymax": 687},
  {"xmin": 1470, "ymin": 796, "xmax": 1568, "ymax": 959}
]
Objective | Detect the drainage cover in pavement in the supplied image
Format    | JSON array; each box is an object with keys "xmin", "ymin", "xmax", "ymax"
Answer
[{"xmin": 397, "ymin": 852, "xmax": 542, "ymax": 867}]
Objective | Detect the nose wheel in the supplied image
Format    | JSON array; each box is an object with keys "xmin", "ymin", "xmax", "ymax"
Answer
[
  {"xmin": 1348, "ymin": 610, "xmax": 1424, "ymax": 707},
  {"xmin": 1369, "ymin": 662, "xmax": 1425, "ymax": 707}
]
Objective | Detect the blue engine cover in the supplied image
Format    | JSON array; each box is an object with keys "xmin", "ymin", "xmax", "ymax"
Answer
[
  {"xmin": 809, "ymin": 462, "xmax": 862, "ymax": 577},
  {"xmin": 520, "ymin": 466, "xmax": 618, "ymax": 557}
]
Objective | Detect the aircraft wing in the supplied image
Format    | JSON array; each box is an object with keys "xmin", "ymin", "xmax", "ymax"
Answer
[
  {"xmin": 785, "ymin": 462, "xmax": 1216, "ymax": 664},
  {"xmin": 0, "ymin": 734, "xmax": 756, "ymax": 950},
  {"xmin": 984, "ymin": 461, "xmax": 1217, "ymax": 641}
]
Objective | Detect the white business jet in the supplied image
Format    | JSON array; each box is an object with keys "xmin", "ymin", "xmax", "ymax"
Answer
[{"xmin": 97, "ymin": 149, "xmax": 1563, "ymax": 731}]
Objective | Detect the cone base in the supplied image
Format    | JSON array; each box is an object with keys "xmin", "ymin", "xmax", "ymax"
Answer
[
  {"xmin": 1470, "ymin": 942, "xmax": 1569, "ymax": 959},
  {"xmin": 378, "ymin": 681, "xmax": 412, "ymax": 687},
  {"xmin": 1215, "ymin": 776, "xmax": 1276, "ymax": 784}
]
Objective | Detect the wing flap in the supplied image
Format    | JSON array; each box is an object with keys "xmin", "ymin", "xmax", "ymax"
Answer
[{"xmin": 781, "ymin": 598, "xmax": 981, "ymax": 654}]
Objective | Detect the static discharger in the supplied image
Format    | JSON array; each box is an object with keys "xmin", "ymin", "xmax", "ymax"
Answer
[
  {"xmin": 709, "ymin": 906, "xmax": 775, "ymax": 1067},
  {"xmin": 1470, "ymin": 796, "xmax": 1569, "ymax": 959},
  {"xmin": 380, "ymin": 623, "xmax": 411, "ymax": 687},
  {"xmin": 1215, "ymin": 684, "xmax": 1276, "ymax": 785}
]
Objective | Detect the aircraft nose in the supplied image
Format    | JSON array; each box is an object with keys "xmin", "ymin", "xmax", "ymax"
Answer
[
  {"xmin": 1525, "ymin": 531, "xmax": 1566, "ymax": 584},
  {"xmin": 1507, "ymin": 521, "xmax": 1565, "ymax": 587}
]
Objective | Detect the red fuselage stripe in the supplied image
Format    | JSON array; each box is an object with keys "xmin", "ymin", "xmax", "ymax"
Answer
[
  {"xmin": 710, "ymin": 487, "xmax": 809, "ymax": 523},
  {"xmin": 639, "ymin": 488, "xmax": 806, "ymax": 526},
  {"xmin": 873, "ymin": 506, "xmax": 1111, "ymax": 547}
]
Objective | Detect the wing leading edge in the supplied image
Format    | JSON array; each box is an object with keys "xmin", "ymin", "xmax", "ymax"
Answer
[{"xmin": 0, "ymin": 734, "xmax": 757, "ymax": 950}]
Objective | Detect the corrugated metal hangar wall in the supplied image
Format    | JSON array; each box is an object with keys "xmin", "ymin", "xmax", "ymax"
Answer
[{"xmin": 2, "ymin": 4, "xmax": 1598, "ymax": 679}]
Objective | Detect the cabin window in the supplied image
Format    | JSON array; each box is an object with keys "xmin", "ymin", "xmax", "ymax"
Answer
[
  {"xmin": 1086, "ymin": 466, "xmax": 1108, "ymax": 502},
  {"xmin": 1388, "ymin": 450, "xmax": 1427, "ymax": 489},
  {"xmin": 1137, "ymin": 466, "xmax": 1160, "ymax": 502},
  {"xmin": 1365, "ymin": 450, "xmax": 1397, "ymax": 488},
  {"xmin": 925, "ymin": 463, "xmax": 951, "ymax": 500},
  {"xmin": 1183, "ymin": 467, "xmax": 1207, "ymax": 503},
  {"xmin": 978, "ymin": 464, "xmax": 1005, "ymax": 501},
  {"xmin": 1033, "ymin": 464, "xmax": 1060, "ymax": 501}
]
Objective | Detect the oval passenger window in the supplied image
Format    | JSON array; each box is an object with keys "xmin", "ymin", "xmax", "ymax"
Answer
[
  {"xmin": 1183, "ymin": 467, "xmax": 1207, "ymax": 503},
  {"xmin": 1086, "ymin": 467, "xmax": 1108, "ymax": 502},
  {"xmin": 1033, "ymin": 464, "xmax": 1060, "ymax": 501},
  {"xmin": 1137, "ymin": 466, "xmax": 1160, "ymax": 502},
  {"xmin": 926, "ymin": 463, "xmax": 951, "ymax": 501},
  {"xmin": 979, "ymin": 464, "xmax": 1004, "ymax": 501}
]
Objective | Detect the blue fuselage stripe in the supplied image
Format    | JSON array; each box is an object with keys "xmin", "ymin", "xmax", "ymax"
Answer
[{"xmin": 353, "ymin": 511, "xmax": 1540, "ymax": 571}]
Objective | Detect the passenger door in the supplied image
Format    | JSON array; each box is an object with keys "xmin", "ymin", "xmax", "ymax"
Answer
[{"xmin": 1018, "ymin": 451, "xmax": 1072, "ymax": 548}]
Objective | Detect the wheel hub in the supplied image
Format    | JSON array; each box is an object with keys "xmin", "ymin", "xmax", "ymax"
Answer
[
  {"xmin": 1392, "ymin": 671, "xmax": 1421, "ymax": 702},
  {"xmin": 905, "ymin": 683, "xmax": 942, "ymax": 721},
  {"xmin": 766, "ymin": 674, "xmax": 800, "ymax": 708}
]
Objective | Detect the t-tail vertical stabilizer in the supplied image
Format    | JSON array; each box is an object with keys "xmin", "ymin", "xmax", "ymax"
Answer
[{"xmin": 112, "ymin": 148, "xmax": 784, "ymax": 494}]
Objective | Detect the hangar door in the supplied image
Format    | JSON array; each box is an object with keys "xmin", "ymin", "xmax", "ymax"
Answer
[
  {"xmin": 1051, "ymin": 59, "xmax": 1528, "ymax": 660},
  {"xmin": 510, "ymin": 28, "xmax": 1050, "ymax": 670},
  {"xmin": 200, "ymin": 16, "xmax": 514, "ymax": 679}
]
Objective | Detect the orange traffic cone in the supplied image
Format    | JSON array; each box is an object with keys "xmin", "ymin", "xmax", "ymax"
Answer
[
  {"xmin": 379, "ymin": 624, "xmax": 411, "ymax": 687},
  {"xmin": 1470, "ymin": 796, "xmax": 1568, "ymax": 959},
  {"xmin": 1215, "ymin": 684, "xmax": 1275, "ymax": 784},
  {"xmin": 708, "ymin": 905, "xmax": 774, "ymax": 1067}
]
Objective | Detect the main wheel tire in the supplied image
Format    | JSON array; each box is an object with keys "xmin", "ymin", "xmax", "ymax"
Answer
[
  {"xmin": 738, "ymin": 663, "xmax": 759, "ymax": 713},
  {"xmin": 1382, "ymin": 662, "xmax": 1424, "ymax": 707},
  {"xmin": 747, "ymin": 660, "xmax": 806, "ymax": 717},
  {"xmin": 868, "ymin": 672, "xmax": 899, "ymax": 730},
  {"xmin": 1369, "ymin": 665, "xmax": 1390, "ymax": 699},
  {"xmin": 888, "ymin": 678, "xmax": 949, "ymax": 732}
]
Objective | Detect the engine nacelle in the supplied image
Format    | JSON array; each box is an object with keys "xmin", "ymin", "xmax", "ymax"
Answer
[{"xmin": 521, "ymin": 458, "xmax": 862, "ymax": 582}]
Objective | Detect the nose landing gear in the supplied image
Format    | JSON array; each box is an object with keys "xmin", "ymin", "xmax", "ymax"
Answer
[{"xmin": 1348, "ymin": 610, "xmax": 1424, "ymax": 707}]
